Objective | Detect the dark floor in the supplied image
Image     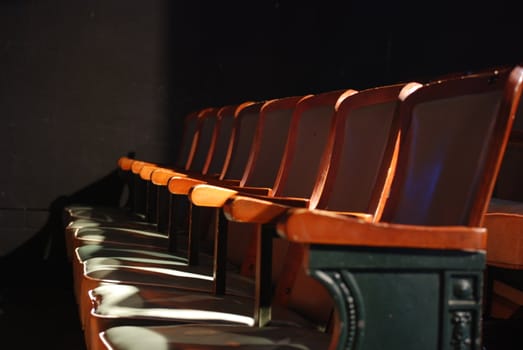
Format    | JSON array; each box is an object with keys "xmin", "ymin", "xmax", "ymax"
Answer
[
  {"xmin": 483, "ymin": 318, "xmax": 523, "ymax": 350},
  {"xmin": 0, "ymin": 259, "xmax": 86, "ymax": 350}
]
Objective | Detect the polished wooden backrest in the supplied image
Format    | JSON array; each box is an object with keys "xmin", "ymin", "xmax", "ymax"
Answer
[
  {"xmin": 310, "ymin": 83, "xmax": 411, "ymax": 213},
  {"xmin": 241, "ymin": 95, "xmax": 308, "ymax": 189},
  {"xmin": 272, "ymin": 89, "xmax": 355, "ymax": 198},
  {"xmin": 219, "ymin": 101, "xmax": 266, "ymax": 180},
  {"xmin": 205, "ymin": 103, "xmax": 252, "ymax": 177},
  {"xmin": 175, "ymin": 109, "xmax": 204, "ymax": 170},
  {"xmin": 378, "ymin": 66, "xmax": 523, "ymax": 226},
  {"xmin": 185, "ymin": 108, "xmax": 220, "ymax": 175}
]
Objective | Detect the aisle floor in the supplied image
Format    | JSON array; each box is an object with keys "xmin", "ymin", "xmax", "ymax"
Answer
[{"xmin": 0, "ymin": 260, "xmax": 85, "ymax": 350}]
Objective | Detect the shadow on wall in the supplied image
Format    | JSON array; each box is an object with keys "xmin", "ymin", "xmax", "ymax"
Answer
[{"xmin": 0, "ymin": 166, "xmax": 127, "ymax": 286}]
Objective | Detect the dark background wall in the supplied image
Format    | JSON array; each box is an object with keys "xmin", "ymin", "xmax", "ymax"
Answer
[
  {"xmin": 1, "ymin": 0, "xmax": 523, "ymax": 259},
  {"xmin": 0, "ymin": 1, "xmax": 173, "ymax": 257}
]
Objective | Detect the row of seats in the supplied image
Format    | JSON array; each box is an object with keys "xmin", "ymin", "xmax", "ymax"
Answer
[{"xmin": 63, "ymin": 65, "xmax": 523, "ymax": 349}]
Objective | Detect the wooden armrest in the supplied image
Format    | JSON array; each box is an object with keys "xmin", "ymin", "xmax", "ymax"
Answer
[
  {"xmin": 131, "ymin": 160, "xmax": 156, "ymax": 174},
  {"xmin": 276, "ymin": 208, "xmax": 486, "ymax": 251},
  {"xmin": 118, "ymin": 157, "xmax": 134, "ymax": 171},
  {"xmin": 151, "ymin": 168, "xmax": 188, "ymax": 186},
  {"xmin": 189, "ymin": 184, "xmax": 239, "ymax": 207},
  {"xmin": 189, "ymin": 184, "xmax": 271, "ymax": 208},
  {"xmin": 223, "ymin": 195, "xmax": 309, "ymax": 224},
  {"xmin": 139, "ymin": 164, "xmax": 160, "ymax": 180},
  {"xmin": 167, "ymin": 176, "xmax": 208, "ymax": 195}
]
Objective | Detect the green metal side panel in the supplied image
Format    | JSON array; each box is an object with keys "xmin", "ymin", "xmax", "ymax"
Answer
[{"xmin": 307, "ymin": 245, "xmax": 485, "ymax": 350}]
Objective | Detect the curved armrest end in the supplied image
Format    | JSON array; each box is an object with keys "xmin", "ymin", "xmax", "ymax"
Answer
[
  {"xmin": 189, "ymin": 184, "xmax": 238, "ymax": 207},
  {"xmin": 140, "ymin": 165, "xmax": 160, "ymax": 180},
  {"xmin": 131, "ymin": 160, "xmax": 157, "ymax": 174},
  {"xmin": 118, "ymin": 157, "xmax": 135, "ymax": 171},
  {"xmin": 151, "ymin": 168, "xmax": 187, "ymax": 186},
  {"xmin": 167, "ymin": 177, "xmax": 207, "ymax": 195}
]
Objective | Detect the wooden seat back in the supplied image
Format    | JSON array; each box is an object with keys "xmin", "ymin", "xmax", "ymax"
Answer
[
  {"xmin": 271, "ymin": 89, "xmax": 355, "ymax": 199},
  {"xmin": 378, "ymin": 67, "xmax": 522, "ymax": 227},
  {"xmin": 204, "ymin": 102, "xmax": 253, "ymax": 177},
  {"xmin": 311, "ymin": 83, "xmax": 411, "ymax": 212},
  {"xmin": 185, "ymin": 108, "xmax": 220, "ymax": 175},
  {"xmin": 218, "ymin": 101, "xmax": 266, "ymax": 181},
  {"xmin": 241, "ymin": 95, "xmax": 309, "ymax": 189},
  {"xmin": 176, "ymin": 108, "xmax": 209, "ymax": 171}
]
